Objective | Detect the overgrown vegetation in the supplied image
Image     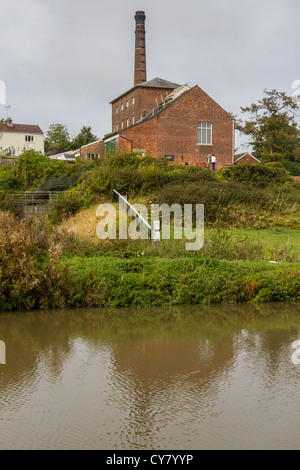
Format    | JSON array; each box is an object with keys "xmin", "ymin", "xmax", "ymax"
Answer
[
  {"xmin": 0, "ymin": 211, "xmax": 299, "ymax": 311},
  {"xmin": 0, "ymin": 150, "xmax": 91, "ymax": 193},
  {"xmin": 67, "ymin": 153, "xmax": 300, "ymax": 228},
  {"xmin": 0, "ymin": 152, "xmax": 299, "ymax": 311}
]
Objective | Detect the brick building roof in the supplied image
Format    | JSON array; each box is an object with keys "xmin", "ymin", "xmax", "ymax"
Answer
[
  {"xmin": 0, "ymin": 123, "xmax": 43, "ymax": 134},
  {"xmin": 234, "ymin": 152, "xmax": 261, "ymax": 163},
  {"xmin": 110, "ymin": 77, "xmax": 181, "ymax": 103},
  {"xmin": 138, "ymin": 77, "xmax": 181, "ymax": 89}
]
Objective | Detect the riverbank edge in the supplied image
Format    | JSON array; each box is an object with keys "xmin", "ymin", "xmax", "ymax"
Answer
[
  {"xmin": 56, "ymin": 257, "xmax": 300, "ymax": 309},
  {"xmin": 1, "ymin": 256, "xmax": 299, "ymax": 312}
]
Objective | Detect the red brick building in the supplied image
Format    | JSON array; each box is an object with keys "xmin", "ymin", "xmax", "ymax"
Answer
[
  {"xmin": 110, "ymin": 77, "xmax": 180, "ymax": 133},
  {"xmin": 74, "ymin": 140, "xmax": 105, "ymax": 161},
  {"xmin": 103, "ymin": 11, "xmax": 234, "ymax": 167},
  {"xmin": 105, "ymin": 81, "xmax": 234, "ymax": 167}
]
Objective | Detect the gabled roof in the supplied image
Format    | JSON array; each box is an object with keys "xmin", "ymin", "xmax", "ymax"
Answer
[
  {"xmin": 106, "ymin": 84, "xmax": 193, "ymax": 140},
  {"xmin": 0, "ymin": 123, "xmax": 43, "ymax": 134},
  {"xmin": 138, "ymin": 77, "xmax": 181, "ymax": 89},
  {"xmin": 49, "ymin": 151, "xmax": 76, "ymax": 161},
  {"xmin": 110, "ymin": 77, "xmax": 181, "ymax": 103},
  {"xmin": 234, "ymin": 152, "xmax": 261, "ymax": 163},
  {"xmin": 139, "ymin": 84, "xmax": 192, "ymax": 122}
]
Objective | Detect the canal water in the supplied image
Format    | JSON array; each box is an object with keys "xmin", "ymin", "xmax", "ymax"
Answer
[{"xmin": 0, "ymin": 302, "xmax": 300, "ymax": 450}]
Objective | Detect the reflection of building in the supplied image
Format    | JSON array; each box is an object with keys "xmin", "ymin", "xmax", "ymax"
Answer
[
  {"xmin": 0, "ymin": 119, "xmax": 44, "ymax": 156},
  {"xmin": 111, "ymin": 336, "xmax": 234, "ymax": 382}
]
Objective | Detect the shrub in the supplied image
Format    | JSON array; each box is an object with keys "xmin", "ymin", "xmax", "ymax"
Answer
[
  {"xmin": 216, "ymin": 162, "xmax": 291, "ymax": 186},
  {"xmin": 0, "ymin": 211, "xmax": 72, "ymax": 310}
]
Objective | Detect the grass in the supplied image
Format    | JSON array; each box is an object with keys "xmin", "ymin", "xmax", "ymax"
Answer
[
  {"xmin": 1, "ymin": 156, "xmax": 299, "ymax": 311},
  {"xmin": 58, "ymin": 202, "xmax": 300, "ymax": 262},
  {"xmin": 54, "ymin": 204, "xmax": 300, "ymax": 308},
  {"xmin": 65, "ymin": 256, "xmax": 300, "ymax": 307},
  {"xmin": 205, "ymin": 227, "xmax": 300, "ymax": 260}
]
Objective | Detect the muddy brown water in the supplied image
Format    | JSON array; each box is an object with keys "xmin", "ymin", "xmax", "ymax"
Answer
[{"xmin": 0, "ymin": 302, "xmax": 300, "ymax": 450}]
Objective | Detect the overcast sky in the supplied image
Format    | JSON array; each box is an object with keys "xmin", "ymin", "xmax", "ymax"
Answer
[{"xmin": 0, "ymin": 0, "xmax": 299, "ymax": 151}]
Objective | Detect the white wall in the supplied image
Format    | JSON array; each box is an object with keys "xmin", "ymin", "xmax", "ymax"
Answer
[{"xmin": 0, "ymin": 131, "xmax": 44, "ymax": 156}]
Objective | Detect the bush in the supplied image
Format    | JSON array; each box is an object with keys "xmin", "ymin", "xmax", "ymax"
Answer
[
  {"xmin": 0, "ymin": 211, "xmax": 73, "ymax": 310},
  {"xmin": 216, "ymin": 162, "xmax": 291, "ymax": 186},
  {"xmin": 282, "ymin": 160, "xmax": 300, "ymax": 176},
  {"xmin": 81, "ymin": 153, "xmax": 216, "ymax": 199}
]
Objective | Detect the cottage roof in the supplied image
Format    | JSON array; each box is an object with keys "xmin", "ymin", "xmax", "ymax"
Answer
[
  {"xmin": 0, "ymin": 123, "xmax": 43, "ymax": 134},
  {"xmin": 234, "ymin": 152, "xmax": 261, "ymax": 163},
  {"xmin": 110, "ymin": 77, "xmax": 181, "ymax": 103}
]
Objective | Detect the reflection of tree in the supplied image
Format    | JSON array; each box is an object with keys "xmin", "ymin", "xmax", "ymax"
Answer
[
  {"xmin": 0, "ymin": 301, "xmax": 300, "ymax": 445},
  {"xmin": 0, "ymin": 311, "xmax": 75, "ymax": 396},
  {"xmin": 236, "ymin": 327, "xmax": 300, "ymax": 381}
]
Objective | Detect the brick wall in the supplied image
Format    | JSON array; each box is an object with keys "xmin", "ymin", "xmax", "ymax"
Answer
[
  {"xmin": 156, "ymin": 86, "xmax": 234, "ymax": 167},
  {"xmin": 110, "ymin": 85, "xmax": 234, "ymax": 168},
  {"xmin": 115, "ymin": 118, "xmax": 158, "ymax": 156},
  {"xmin": 79, "ymin": 140, "xmax": 105, "ymax": 161},
  {"xmin": 111, "ymin": 86, "xmax": 175, "ymax": 133}
]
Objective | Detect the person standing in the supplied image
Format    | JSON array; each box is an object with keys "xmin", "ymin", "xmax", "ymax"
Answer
[
  {"xmin": 211, "ymin": 154, "xmax": 216, "ymax": 170},
  {"xmin": 206, "ymin": 154, "xmax": 211, "ymax": 169}
]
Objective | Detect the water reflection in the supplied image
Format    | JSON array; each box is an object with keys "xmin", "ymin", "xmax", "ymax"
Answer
[{"xmin": 0, "ymin": 303, "xmax": 300, "ymax": 449}]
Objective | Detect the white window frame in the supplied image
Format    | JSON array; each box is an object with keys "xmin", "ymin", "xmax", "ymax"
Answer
[
  {"xmin": 132, "ymin": 97, "xmax": 135, "ymax": 105},
  {"xmin": 126, "ymin": 118, "xmax": 129, "ymax": 127},
  {"xmin": 121, "ymin": 103, "xmax": 124, "ymax": 111},
  {"xmin": 25, "ymin": 135, "xmax": 34, "ymax": 142},
  {"xmin": 126, "ymin": 100, "xmax": 129, "ymax": 108},
  {"xmin": 132, "ymin": 115, "xmax": 135, "ymax": 125},
  {"xmin": 197, "ymin": 122, "xmax": 212, "ymax": 145},
  {"xmin": 87, "ymin": 153, "xmax": 99, "ymax": 161},
  {"xmin": 116, "ymin": 106, "xmax": 118, "ymax": 114}
]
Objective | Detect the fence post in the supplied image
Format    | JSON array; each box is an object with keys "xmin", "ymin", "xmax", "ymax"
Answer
[{"xmin": 151, "ymin": 219, "xmax": 161, "ymax": 241}]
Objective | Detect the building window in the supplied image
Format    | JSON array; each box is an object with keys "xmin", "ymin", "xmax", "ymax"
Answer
[
  {"xmin": 126, "ymin": 100, "xmax": 129, "ymax": 108},
  {"xmin": 116, "ymin": 106, "xmax": 118, "ymax": 114},
  {"xmin": 126, "ymin": 118, "xmax": 129, "ymax": 127},
  {"xmin": 25, "ymin": 135, "xmax": 34, "ymax": 142},
  {"xmin": 121, "ymin": 103, "xmax": 124, "ymax": 111},
  {"xmin": 197, "ymin": 122, "xmax": 212, "ymax": 145},
  {"xmin": 121, "ymin": 120, "xmax": 124, "ymax": 129},
  {"xmin": 87, "ymin": 153, "xmax": 99, "ymax": 161},
  {"xmin": 115, "ymin": 124, "xmax": 118, "ymax": 132},
  {"xmin": 132, "ymin": 115, "xmax": 135, "ymax": 125},
  {"xmin": 132, "ymin": 97, "xmax": 135, "ymax": 105}
]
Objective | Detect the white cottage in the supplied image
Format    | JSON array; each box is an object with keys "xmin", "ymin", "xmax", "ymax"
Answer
[{"xmin": 0, "ymin": 119, "xmax": 44, "ymax": 156}]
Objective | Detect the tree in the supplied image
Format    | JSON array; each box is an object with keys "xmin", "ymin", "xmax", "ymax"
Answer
[
  {"xmin": 238, "ymin": 89, "xmax": 300, "ymax": 162},
  {"xmin": 45, "ymin": 123, "xmax": 71, "ymax": 153},
  {"xmin": 14, "ymin": 151, "xmax": 51, "ymax": 190},
  {"xmin": 70, "ymin": 126, "xmax": 97, "ymax": 150}
]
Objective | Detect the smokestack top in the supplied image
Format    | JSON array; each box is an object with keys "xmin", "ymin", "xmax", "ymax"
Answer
[
  {"xmin": 134, "ymin": 11, "xmax": 147, "ymax": 85},
  {"xmin": 135, "ymin": 11, "xmax": 146, "ymax": 17}
]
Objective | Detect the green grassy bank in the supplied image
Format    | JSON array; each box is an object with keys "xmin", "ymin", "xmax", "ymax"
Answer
[
  {"xmin": 0, "ymin": 155, "xmax": 299, "ymax": 312},
  {"xmin": 65, "ymin": 256, "xmax": 300, "ymax": 308}
]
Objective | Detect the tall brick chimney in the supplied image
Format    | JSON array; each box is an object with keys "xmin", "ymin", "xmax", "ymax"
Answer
[{"xmin": 134, "ymin": 11, "xmax": 147, "ymax": 86}]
